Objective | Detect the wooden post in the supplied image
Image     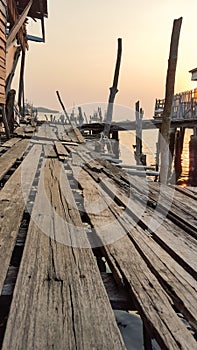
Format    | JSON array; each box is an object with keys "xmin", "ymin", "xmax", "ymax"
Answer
[
  {"xmin": 188, "ymin": 132, "xmax": 197, "ymax": 186},
  {"xmin": 174, "ymin": 127, "xmax": 185, "ymax": 182},
  {"xmin": 103, "ymin": 38, "xmax": 122, "ymax": 137},
  {"xmin": 18, "ymin": 50, "xmax": 26, "ymax": 116},
  {"xmin": 111, "ymin": 130, "xmax": 119, "ymax": 158},
  {"xmin": 6, "ymin": 47, "xmax": 21, "ymax": 95},
  {"xmin": 78, "ymin": 106, "xmax": 84, "ymax": 126},
  {"xmin": 135, "ymin": 102, "xmax": 144, "ymax": 165},
  {"xmin": 1, "ymin": 105, "xmax": 10, "ymax": 139},
  {"xmin": 56, "ymin": 91, "xmax": 70, "ymax": 124},
  {"xmin": 160, "ymin": 17, "xmax": 182, "ymax": 184},
  {"xmin": 6, "ymin": 89, "xmax": 16, "ymax": 134},
  {"xmin": 168, "ymin": 127, "xmax": 176, "ymax": 179}
]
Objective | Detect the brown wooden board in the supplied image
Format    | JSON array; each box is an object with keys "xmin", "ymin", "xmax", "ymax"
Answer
[
  {"xmin": 70, "ymin": 164, "xmax": 197, "ymax": 349},
  {"xmin": 1, "ymin": 137, "xmax": 22, "ymax": 148},
  {"xmin": 0, "ymin": 145, "xmax": 42, "ymax": 294},
  {"xmin": 54, "ymin": 141, "xmax": 69, "ymax": 160},
  {"xmin": 2, "ymin": 158, "xmax": 126, "ymax": 350},
  {"xmin": 79, "ymin": 156, "xmax": 197, "ymax": 277},
  {"xmin": 0, "ymin": 139, "xmax": 30, "ymax": 181}
]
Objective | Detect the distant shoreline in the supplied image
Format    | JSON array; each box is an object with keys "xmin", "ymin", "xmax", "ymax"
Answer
[{"xmin": 36, "ymin": 107, "xmax": 59, "ymax": 114}]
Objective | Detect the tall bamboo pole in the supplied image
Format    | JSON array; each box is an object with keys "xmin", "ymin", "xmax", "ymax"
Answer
[
  {"xmin": 160, "ymin": 17, "xmax": 182, "ymax": 184},
  {"xmin": 103, "ymin": 38, "xmax": 122, "ymax": 137}
]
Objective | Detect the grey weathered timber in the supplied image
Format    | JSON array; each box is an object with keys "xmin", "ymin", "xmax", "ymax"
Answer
[
  {"xmin": 160, "ymin": 18, "xmax": 182, "ymax": 184},
  {"xmin": 104, "ymin": 38, "xmax": 122, "ymax": 137},
  {"xmin": 0, "ymin": 138, "xmax": 29, "ymax": 180},
  {"xmin": 71, "ymin": 125, "xmax": 85, "ymax": 143},
  {"xmin": 6, "ymin": 89, "xmax": 16, "ymax": 134},
  {"xmin": 90, "ymin": 159, "xmax": 197, "ymax": 274},
  {"xmin": 0, "ymin": 145, "xmax": 42, "ymax": 294},
  {"xmin": 71, "ymin": 166, "xmax": 196, "ymax": 349},
  {"xmin": 1, "ymin": 137, "xmax": 22, "ymax": 148},
  {"xmin": 56, "ymin": 90, "xmax": 70, "ymax": 124},
  {"xmin": 54, "ymin": 140, "xmax": 69, "ymax": 160},
  {"xmin": 2, "ymin": 158, "xmax": 126, "ymax": 350}
]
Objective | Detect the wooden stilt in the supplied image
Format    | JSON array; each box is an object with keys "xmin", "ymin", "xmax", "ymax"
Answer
[
  {"xmin": 168, "ymin": 127, "xmax": 176, "ymax": 179},
  {"xmin": 6, "ymin": 47, "xmax": 21, "ymax": 95},
  {"xmin": 18, "ymin": 50, "xmax": 26, "ymax": 116},
  {"xmin": 160, "ymin": 17, "xmax": 182, "ymax": 184},
  {"xmin": 188, "ymin": 132, "xmax": 197, "ymax": 186},
  {"xmin": 174, "ymin": 127, "xmax": 185, "ymax": 183},
  {"xmin": 103, "ymin": 38, "xmax": 122, "ymax": 137},
  {"xmin": 1, "ymin": 105, "xmax": 10, "ymax": 139},
  {"xmin": 6, "ymin": 89, "xmax": 16, "ymax": 134}
]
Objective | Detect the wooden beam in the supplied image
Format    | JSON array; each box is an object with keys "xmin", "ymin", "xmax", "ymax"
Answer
[
  {"xmin": 56, "ymin": 90, "xmax": 70, "ymax": 124},
  {"xmin": 103, "ymin": 38, "xmax": 122, "ymax": 137},
  {"xmin": 18, "ymin": 50, "xmax": 25, "ymax": 116},
  {"xmin": 160, "ymin": 17, "xmax": 182, "ymax": 184},
  {"xmin": 6, "ymin": 0, "xmax": 33, "ymax": 49}
]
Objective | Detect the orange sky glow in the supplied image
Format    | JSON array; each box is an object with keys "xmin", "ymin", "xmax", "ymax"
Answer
[{"xmin": 13, "ymin": 0, "xmax": 197, "ymax": 118}]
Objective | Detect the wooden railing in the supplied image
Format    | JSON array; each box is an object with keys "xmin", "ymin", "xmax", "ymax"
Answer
[{"xmin": 154, "ymin": 89, "xmax": 197, "ymax": 120}]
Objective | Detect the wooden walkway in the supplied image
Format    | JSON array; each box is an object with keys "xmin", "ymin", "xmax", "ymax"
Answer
[{"xmin": 0, "ymin": 122, "xmax": 196, "ymax": 350}]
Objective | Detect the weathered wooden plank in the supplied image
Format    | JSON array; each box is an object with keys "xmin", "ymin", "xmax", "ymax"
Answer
[
  {"xmin": 122, "ymin": 173, "xmax": 197, "ymax": 233},
  {"xmin": 2, "ymin": 158, "xmax": 126, "ymax": 350},
  {"xmin": 54, "ymin": 141, "xmax": 69, "ymax": 160},
  {"xmin": 80, "ymin": 156, "xmax": 197, "ymax": 276},
  {"xmin": 71, "ymin": 125, "xmax": 85, "ymax": 143},
  {"xmin": 34, "ymin": 123, "xmax": 57, "ymax": 141},
  {"xmin": 56, "ymin": 124, "xmax": 67, "ymax": 141},
  {"xmin": 0, "ymin": 145, "xmax": 42, "ymax": 294},
  {"xmin": 43, "ymin": 144, "xmax": 57, "ymax": 158},
  {"xmin": 73, "ymin": 166, "xmax": 197, "ymax": 349},
  {"xmin": 172, "ymin": 185, "xmax": 197, "ymax": 201},
  {"xmin": 0, "ymin": 139, "xmax": 30, "ymax": 181},
  {"xmin": 98, "ymin": 180, "xmax": 197, "ymax": 331},
  {"xmin": 1, "ymin": 137, "xmax": 22, "ymax": 148}
]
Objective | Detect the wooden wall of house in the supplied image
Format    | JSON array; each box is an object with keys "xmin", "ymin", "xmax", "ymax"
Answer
[{"xmin": 0, "ymin": 0, "xmax": 6, "ymax": 105}]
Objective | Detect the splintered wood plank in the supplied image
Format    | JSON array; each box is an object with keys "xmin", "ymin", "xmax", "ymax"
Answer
[
  {"xmin": 1, "ymin": 137, "xmax": 22, "ymax": 148},
  {"xmin": 100, "ymin": 176, "xmax": 197, "ymax": 277},
  {"xmin": 80, "ymin": 155, "xmax": 197, "ymax": 277},
  {"xmin": 71, "ymin": 126, "xmax": 85, "ymax": 143},
  {"xmin": 34, "ymin": 123, "xmax": 57, "ymax": 141},
  {"xmin": 54, "ymin": 141, "xmax": 69, "ymax": 160},
  {"xmin": 97, "ymin": 180, "xmax": 197, "ymax": 331},
  {"xmin": 0, "ymin": 145, "xmax": 42, "ymax": 294},
  {"xmin": 56, "ymin": 124, "xmax": 67, "ymax": 141},
  {"xmin": 43, "ymin": 144, "xmax": 57, "ymax": 158},
  {"xmin": 2, "ymin": 158, "xmax": 125, "ymax": 350},
  {"xmin": 0, "ymin": 139, "xmax": 30, "ymax": 180},
  {"xmin": 67, "ymin": 129, "xmax": 79, "ymax": 143},
  {"xmin": 71, "ymin": 166, "xmax": 197, "ymax": 350},
  {"xmin": 123, "ymin": 173, "xmax": 197, "ymax": 234}
]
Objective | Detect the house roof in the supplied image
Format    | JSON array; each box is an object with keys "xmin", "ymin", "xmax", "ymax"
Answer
[
  {"xmin": 16, "ymin": 0, "xmax": 48, "ymax": 19},
  {"xmin": 189, "ymin": 68, "xmax": 197, "ymax": 73}
]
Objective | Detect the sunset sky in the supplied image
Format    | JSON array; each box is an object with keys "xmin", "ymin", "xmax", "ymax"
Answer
[{"xmin": 13, "ymin": 0, "xmax": 197, "ymax": 118}]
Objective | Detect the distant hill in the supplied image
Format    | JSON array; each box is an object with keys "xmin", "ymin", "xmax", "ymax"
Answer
[{"xmin": 36, "ymin": 107, "xmax": 59, "ymax": 114}]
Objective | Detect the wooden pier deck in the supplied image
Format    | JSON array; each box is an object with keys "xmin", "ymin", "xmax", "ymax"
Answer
[{"xmin": 0, "ymin": 123, "xmax": 196, "ymax": 350}]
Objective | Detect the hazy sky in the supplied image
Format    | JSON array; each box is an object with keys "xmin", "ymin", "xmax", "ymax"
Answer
[{"xmin": 13, "ymin": 0, "xmax": 197, "ymax": 117}]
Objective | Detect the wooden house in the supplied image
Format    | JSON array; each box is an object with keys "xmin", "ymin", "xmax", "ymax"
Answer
[
  {"xmin": 189, "ymin": 67, "xmax": 197, "ymax": 81},
  {"xmin": 0, "ymin": 0, "xmax": 48, "ymax": 138}
]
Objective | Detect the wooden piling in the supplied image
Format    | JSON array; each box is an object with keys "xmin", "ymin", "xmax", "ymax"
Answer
[
  {"xmin": 188, "ymin": 134, "xmax": 197, "ymax": 186},
  {"xmin": 6, "ymin": 89, "xmax": 16, "ymax": 134},
  {"xmin": 103, "ymin": 38, "xmax": 122, "ymax": 137},
  {"xmin": 160, "ymin": 17, "xmax": 182, "ymax": 184},
  {"xmin": 174, "ymin": 127, "xmax": 185, "ymax": 183}
]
